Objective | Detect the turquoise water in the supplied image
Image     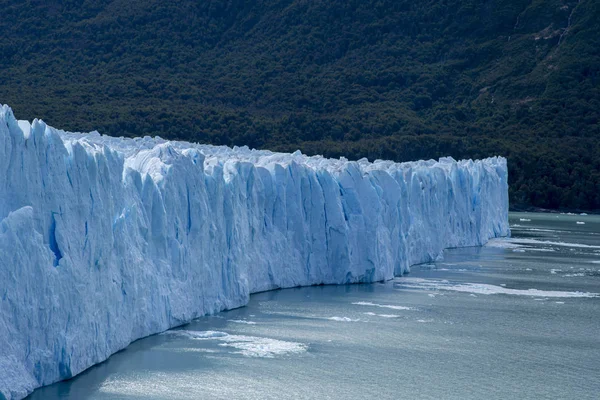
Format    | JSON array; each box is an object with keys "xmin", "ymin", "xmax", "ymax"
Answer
[{"xmin": 28, "ymin": 212, "xmax": 600, "ymax": 399}]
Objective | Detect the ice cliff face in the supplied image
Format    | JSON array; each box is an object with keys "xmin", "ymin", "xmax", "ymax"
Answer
[{"xmin": 0, "ymin": 104, "xmax": 509, "ymax": 399}]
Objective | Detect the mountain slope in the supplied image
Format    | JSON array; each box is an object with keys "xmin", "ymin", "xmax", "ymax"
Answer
[{"xmin": 1, "ymin": 0, "xmax": 598, "ymax": 209}]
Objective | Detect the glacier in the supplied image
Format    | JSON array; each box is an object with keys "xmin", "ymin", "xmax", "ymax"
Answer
[{"xmin": 0, "ymin": 104, "xmax": 509, "ymax": 399}]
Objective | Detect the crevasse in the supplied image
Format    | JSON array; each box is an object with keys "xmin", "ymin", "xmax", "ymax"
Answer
[{"xmin": 0, "ymin": 104, "xmax": 509, "ymax": 399}]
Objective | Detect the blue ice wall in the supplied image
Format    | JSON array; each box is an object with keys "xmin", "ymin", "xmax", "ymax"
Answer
[{"xmin": 0, "ymin": 105, "xmax": 509, "ymax": 399}]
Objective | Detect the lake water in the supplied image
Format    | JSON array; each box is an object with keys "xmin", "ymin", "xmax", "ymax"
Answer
[{"xmin": 28, "ymin": 212, "xmax": 600, "ymax": 399}]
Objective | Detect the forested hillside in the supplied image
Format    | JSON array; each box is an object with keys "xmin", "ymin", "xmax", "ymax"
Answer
[{"xmin": 1, "ymin": 0, "xmax": 598, "ymax": 210}]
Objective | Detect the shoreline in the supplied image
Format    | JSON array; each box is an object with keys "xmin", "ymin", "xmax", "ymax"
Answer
[{"xmin": 509, "ymin": 205, "xmax": 598, "ymax": 215}]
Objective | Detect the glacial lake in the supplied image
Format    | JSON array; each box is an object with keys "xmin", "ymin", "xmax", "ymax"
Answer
[{"xmin": 28, "ymin": 212, "xmax": 600, "ymax": 399}]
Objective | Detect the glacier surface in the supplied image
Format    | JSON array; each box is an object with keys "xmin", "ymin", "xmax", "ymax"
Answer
[{"xmin": 0, "ymin": 104, "xmax": 509, "ymax": 399}]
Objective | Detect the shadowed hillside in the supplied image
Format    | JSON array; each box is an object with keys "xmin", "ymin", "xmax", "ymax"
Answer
[{"xmin": 1, "ymin": 0, "xmax": 598, "ymax": 210}]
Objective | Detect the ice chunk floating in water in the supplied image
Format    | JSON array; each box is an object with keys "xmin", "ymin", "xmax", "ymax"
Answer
[
  {"xmin": 327, "ymin": 316, "xmax": 360, "ymax": 322},
  {"xmin": 486, "ymin": 237, "xmax": 600, "ymax": 250},
  {"xmin": 395, "ymin": 278, "xmax": 600, "ymax": 298},
  {"xmin": 0, "ymin": 105, "xmax": 509, "ymax": 399},
  {"xmin": 228, "ymin": 319, "xmax": 257, "ymax": 325},
  {"xmin": 164, "ymin": 330, "xmax": 307, "ymax": 358},
  {"xmin": 352, "ymin": 302, "xmax": 414, "ymax": 311}
]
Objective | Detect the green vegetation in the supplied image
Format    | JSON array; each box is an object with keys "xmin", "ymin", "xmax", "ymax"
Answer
[{"xmin": 1, "ymin": 0, "xmax": 598, "ymax": 210}]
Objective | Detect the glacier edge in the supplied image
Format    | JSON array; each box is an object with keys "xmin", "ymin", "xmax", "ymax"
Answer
[{"xmin": 0, "ymin": 104, "xmax": 509, "ymax": 399}]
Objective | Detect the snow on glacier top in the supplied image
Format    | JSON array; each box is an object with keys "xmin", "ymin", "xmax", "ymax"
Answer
[{"xmin": 15, "ymin": 115, "xmax": 505, "ymax": 182}]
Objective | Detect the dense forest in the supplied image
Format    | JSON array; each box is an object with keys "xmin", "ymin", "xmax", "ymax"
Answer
[{"xmin": 1, "ymin": 0, "xmax": 598, "ymax": 210}]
